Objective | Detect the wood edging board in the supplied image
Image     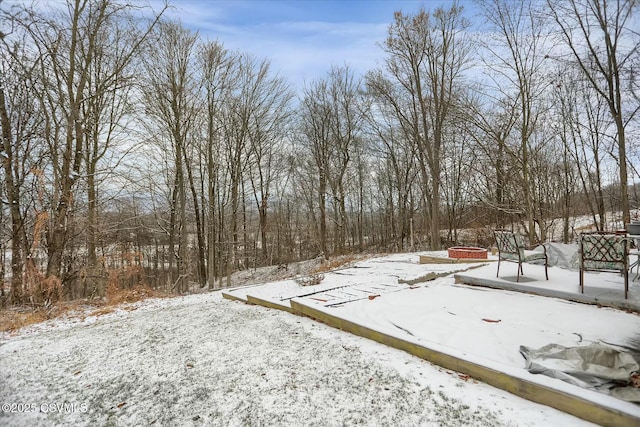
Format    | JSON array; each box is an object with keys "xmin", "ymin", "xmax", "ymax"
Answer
[
  {"xmin": 454, "ymin": 274, "xmax": 640, "ymax": 314},
  {"xmin": 221, "ymin": 292, "xmax": 248, "ymax": 303},
  {"xmin": 225, "ymin": 289, "xmax": 639, "ymax": 426},
  {"xmin": 246, "ymin": 295, "xmax": 293, "ymax": 313},
  {"xmin": 419, "ymin": 255, "xmax": 496, "ymax": 264},
  {"xmin": 288, "ymin": 299, "xmax": 639, "ymax": 427}
]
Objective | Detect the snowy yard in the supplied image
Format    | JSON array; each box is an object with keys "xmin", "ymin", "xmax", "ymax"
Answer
[
  {"xmin": 1, "ymin": 251, "xmax": 639, "ymax": 426},
  {"xmin": 0, "ymin": 292, "xmax": 595, "ymax": 426}
]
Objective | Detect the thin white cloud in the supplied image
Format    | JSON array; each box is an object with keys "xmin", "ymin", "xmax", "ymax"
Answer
[
  {"xmin": 156, "ymin": 1, "xmax": 402, "ymax": 89},
  {"xmin": 153, "ymin": 0, "xmax": 487, "ymax": 90}
]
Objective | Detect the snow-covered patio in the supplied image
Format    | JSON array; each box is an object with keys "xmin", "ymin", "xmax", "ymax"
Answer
[
  {"xmin": 455, "ymin": 253, "xmax": 640, "ymax": 313},
  {"xmin": 223, "ymin": 252, "xmax": 640, "ymax": 426}
]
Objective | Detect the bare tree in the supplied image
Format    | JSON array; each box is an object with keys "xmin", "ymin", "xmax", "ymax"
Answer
[
  {"xmin": 299, "ymin": 78, "xmax": 332, "ymax": 256},
  {"xmin": 548, "ymin": 0, "xmax": 640, "ymax": 224},
  {"xmin": 466, "ymin": 96, "xmax": 519, "ymax": 229},
  {"xmin": 218, "ymin": 53, "xmax": 292, "ymax": 276},
  {"xmin": 299, "ymin": 65, "xmax": 367, "ymax": 256},
  {"xmin": 244, "ymin": 65, "xmax": 293, "ymax": 263},
  {"xmin": 477, "ymin": 0, "xmax": 552, "ymax": 241},
  {"xmin": 345, "ymin": 140, "xmax": 372, "ymax": 252},
  {"xmin": 0, "ymin": 32, "xmax": 43, "ymax": 303},
  {"xmin": 4, "ymin": 0, "xmax": 164, "ymax": 293},
  {"xmin": 197, "ymin": 40, "xmax": 236, "ymax": 289},
  {"xmin": 552, "ymin": 65, "xmax": 609, "ymax": 233},
  {"xmin": 80, "ymin": 2, "xmax": 164, "ymax": 295},
  {"xmin": 366, "ymin": 72, "xmax": 420, "ymax": 251},
  {"xmin": 289, "ymin": 141, "xmax": 323, "ymax": 256},
  {"xmin": 325, "ymin": 65, "xmax": 368, "ymax": 254},
  {"xmin": 441, "ymin": 117, "xmax": 475, "ymax": 243},
  {"xmin": 142, "ymin": 21, "xmax": 198, "ymax": 293},
  {"xmin": 381, "ymin": 3, "xmax": 472, "ymax": 249}
]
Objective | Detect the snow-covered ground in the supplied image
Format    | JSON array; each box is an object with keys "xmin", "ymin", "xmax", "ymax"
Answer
[
  {"xmin": 0, "ymin": 295, "xmax": 591, "ymax": 426},
  {"xmin": 1, "ymin": 250, "xmax": 638, "ymax": 426},
  {"xmin": 225, "ymin": 251, "xmax": 640, "ymax": 422}
]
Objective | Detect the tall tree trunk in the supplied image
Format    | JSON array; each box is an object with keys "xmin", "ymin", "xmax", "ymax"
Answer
[
  {"xmin": 176, "ymin": 141, "xmax": 188, "ymax": 293},
  {"xmin": 259, "ymin": 198, "xmax": 268, "ymax": 261},
  {"xmin": 430, "ymin": 132, "xmax": 442, "ymax": 249},
  {"xmin": 207, "ymin": 148, "xmax": 217, "ymax": 289},
  {"xmin": 183, "ymin": 147, "xmax": 206, "ymax": 286},
  {"xmin": 615, "ymin": 117, "xmax": 630, "ymax": 224},
  {"xmin": 0, "ymin": 85, "xmax": 25, "ymax": 303},
  {"xmin": 318, "ymin": 173, "xmax": 327, "ymax": 256},
  {"xmin": 168, "ymin": 172, "xmax": 178, "ymax": 288}
]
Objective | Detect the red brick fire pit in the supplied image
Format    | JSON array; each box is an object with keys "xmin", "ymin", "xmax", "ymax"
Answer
[{"xmin": 447, "ymin": 246, "xmax": 488, "ymax": 259}]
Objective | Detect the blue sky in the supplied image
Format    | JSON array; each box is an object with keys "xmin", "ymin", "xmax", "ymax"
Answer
[
  {"xmin": 160, "ymin": 0, "xmax": 478, "ymax": 89},
  {"xmin": 3, "ymin": 0, "xmax": 479, "ymax": 89}
]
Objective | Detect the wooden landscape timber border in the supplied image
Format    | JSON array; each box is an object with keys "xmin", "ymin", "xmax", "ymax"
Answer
[
  {"xmin": 221, "ymin": 291, "xmax": 247, "ymax": 303},
  {"xmin": 289, "ymin": 301, "xmax": 639, "ymax": 427},
  {"xmin": 246, "ymin": 295, "xmax": 293, "ymax": 313},
  {"xmin": 223, "ymin": 289, "xmax": 639, "ymax": 427},
  {"xmin": 418, "ymin": 255, "xmax": 496, "ymax": 264}
]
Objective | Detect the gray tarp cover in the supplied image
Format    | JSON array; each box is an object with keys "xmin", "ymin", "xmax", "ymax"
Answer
[
  {"xmin": 540, "ymin": 242, "xmax": 580, "ymax": 269},
  {"xmin": 520, "ymin": 343, "xmax": 640, "ymax": 402}
]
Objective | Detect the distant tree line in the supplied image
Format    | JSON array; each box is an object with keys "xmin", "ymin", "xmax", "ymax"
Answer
[{"xmin": 0, "ymin": 0, "xmax": 638, "ymax": 304}]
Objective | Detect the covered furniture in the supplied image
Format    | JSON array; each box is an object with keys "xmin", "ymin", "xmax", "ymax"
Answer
[
  {"xmin": 629, "ymin": 235, "xmax": 640, "ymax": 281},
  {"xmin": 494, "ymin": 230, "xmax": 548, "ymax": 282},
  {"xmin": 579, "ymin": 232, "xmax": 629, "ymax": 299}
]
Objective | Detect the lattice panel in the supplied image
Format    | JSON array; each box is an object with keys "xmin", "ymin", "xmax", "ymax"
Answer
[
  {"xmin": 494, "ymin": 231, "xmax": 519, "ymax": 254},
  {"xmin": 581, "ymin": 235, "xmax": 625, "ymax": 263}
]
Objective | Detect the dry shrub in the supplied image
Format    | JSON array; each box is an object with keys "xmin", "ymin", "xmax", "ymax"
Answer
[
  {"xmin": 295, "ymin": 274, "xmax": 324, "ymax": 286},
  {"xmin": 22, "ymin": 263, "xmax": 63, "ymax": 306},
  {"xmin": 88, "ymin": 304, "xmax": 138, "ymax": 317},
  {"xmin": 0, "ymin": 265, "xmax": 166, "ymax": 332},
  {"xmin": 122, "ymin": 251, "xmax": 144, "ymax": 266},
  {"xmin": 105, "ymin": 266, "xmax": 165, "ymax": 305},
  {"xmin": 0, "ymin": 300, "xmax": 99, "ymax": 333},
  {"xmin": 311, "ymin": 254, "xmax": 364, "ymax": 274},
  {"xmin": 10, "ymin": 209, "xmax": 63, "ymax": 306},
  {"xmin": 109, "ymin": 264, "xmax": 147, "ymax": 290},
  {"xmin": 0, "ymin": 309, "xmax": 49, "ymax": 332},
  {"xmin": 105, "ymin": 282, "xmax": 163, "ymax": 305},
  {"xmin": 88, "ymin": 305, "xmax": 117, "ymax": 317},
  {"xmin": 575, "ymin": 223, "xmax": 596, "ymax": 232},
  {"xmin": 472, "ymin": 228, "xmax": 493, "ymax": 248}
]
